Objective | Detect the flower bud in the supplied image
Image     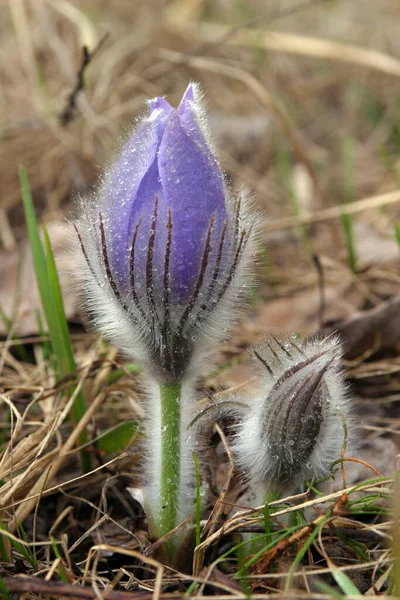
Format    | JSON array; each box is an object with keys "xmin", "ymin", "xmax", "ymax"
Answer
[
  {"xmin": 74, "ymin": 84, "xmax": 255, "ymax": 382},
  {"xmin": 234, "ymin": 335, "xmax": 351, "ymax": 497}
]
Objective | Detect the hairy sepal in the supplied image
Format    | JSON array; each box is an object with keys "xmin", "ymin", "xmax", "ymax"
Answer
[{"xmin": 233, "ymin": 334, "xmax": 352, "ymax": 501}]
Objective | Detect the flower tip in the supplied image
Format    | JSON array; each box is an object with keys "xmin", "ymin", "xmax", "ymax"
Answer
[
  {"xmin": 291, "ymin": 348, "xmax": 336, "ymax": 396},
  {"xmin": 178, "ymin": 82, "xmax": 199, "ymax": 110},
  {"xmin": 148, "ymin": 96, "xmax": 171, "ymax": 113},
  {"xmin": 291, "ymin": 355, "xmax": 331, "ymax": 405}
]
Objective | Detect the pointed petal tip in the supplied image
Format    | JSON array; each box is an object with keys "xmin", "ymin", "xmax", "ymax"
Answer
[
  {"xmin": 178, "ymin": 82, "xmax": 200, "ymax": 112},
  {"xmin": 148, "ymin": 96, "xmax": 173, "ymax": 113},
  {"xmin": 290, "ymin": 353, "xmax": 335, "ymax": 396}
]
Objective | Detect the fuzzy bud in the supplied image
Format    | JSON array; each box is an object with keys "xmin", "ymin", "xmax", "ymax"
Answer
[
  {"xmin": 73, "ymin": 83, "xmax": 255, "ymax": 382},
  {"xmin": 234, "ymin": 335, "xmax": 351, "ymax": 498}
]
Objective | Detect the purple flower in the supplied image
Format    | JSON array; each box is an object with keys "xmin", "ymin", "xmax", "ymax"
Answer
[{"xmin": 74, "ymin": 84, "xmax": 255, "ymax": 381}]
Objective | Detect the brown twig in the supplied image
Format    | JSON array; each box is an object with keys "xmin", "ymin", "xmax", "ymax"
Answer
[
  {"xmin": 2, "ymin": 576, "xmax": 184, "ymax": 600},
  {"xmin": 60, "ymin": 34, "xmax": 109, "ymax": 126}
]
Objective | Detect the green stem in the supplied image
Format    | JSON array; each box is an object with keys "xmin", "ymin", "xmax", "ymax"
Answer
[
  {"xmin": 159, "ymin": 382, "xmax": 181, "ymax": 556},
  {"xmin": 247, "ymin": 486, "xmax": 281, "ymax": 556}
]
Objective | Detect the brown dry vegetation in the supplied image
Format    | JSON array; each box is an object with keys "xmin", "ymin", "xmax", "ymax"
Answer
[{"xmin": 1, "ymin": 0, "xmax": 400, "ymax": 598}]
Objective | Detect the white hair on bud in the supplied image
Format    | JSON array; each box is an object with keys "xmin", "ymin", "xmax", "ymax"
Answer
[
  {"xmin": 183, "ymin": 82, "xmax": 215, "ymax": 153},
  {"xmin": 184, "ymin": 187, "xmax": 258, "ymax": 381},
  {"xmin": 71, "ymin": 200, "xmax": 155, "ymax": 371},
  {"xmin": 233, "ymin": 334, "xmax": 352, "ymax": 502}
]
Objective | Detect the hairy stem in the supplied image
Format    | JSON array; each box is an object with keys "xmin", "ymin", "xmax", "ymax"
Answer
[{"xmin": 159, "ymin": 382, "xmax": 181, "ymax": 556}]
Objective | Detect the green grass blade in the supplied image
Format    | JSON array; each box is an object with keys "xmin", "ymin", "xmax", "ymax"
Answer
[
  {"xmin": 394, "ymin": 222, "xmax": 400, "ymax": 250},
  {"xmin": 244, "ymin": 531, "xmax": 290, "ymax": 569},
  {"xmin": 50, "ymin": 536, "xmax": 68, "ymax": 583},
  {"xmin": 0, "ymin": 523, "xmax": 10, "ymax": 563},
  {"xmin": 108, "ymin": 362, "xmax": 142, "ymax": 384},
  {"xmin": 331, "ymin": 568, "xmax": 360, "ymax": 596},
  {"xmin": 235, "ymin": 543, "xmax": 252, "ymax": 600},
  {"xmin": 263, "ymin": 499, "xmax": 272, "ymax": 546},
  {"xmin": 97, "ymin": 420, "xmax": 137, "ymax": 453},
  {"xmin": 340, "ymin": 212, "xmax": 357, "ymax": 274},
  {"xmin": 314, "ymin": 579, "xmax": 344, "ymax": 600},
  {"xmin": 0, "ymin": 305, "xmax": 11, "ymax": 331},
  {"xmin": 0, "ymin": 521, "xmax": 36, "ymax": 569},
  {"xmin": 185, "ymin": 580, "xmax": 198, "ymax": 597},
  {"xmin": 342, "ymin": 136, "xmax": 355, "ymax": 203},
  {"xmin": 16, "ymin": 522, "xmax": 36, "ymax": 568},
  {"xmin": 341, "ymin": 137, "xmax": 358, "ymax": 274},
  {"xmin": 0, "ymin": 575, "xmax": 12, "ymax": 600},
  {"xmin": 335, "ymin": 529, "xmax": 369, "ymax": 562},
  {"xmin": 41, "ymin": 221, "xmax": 87, "ymax": 424},
  {"xmin": 41, "ymin": 223, "xmax": 75, "ymax": 368},
  {"xmin": 35, "ymin": 309, "xmax": 53, "ymax": 363},
  {"xmin": 19, "ymin": 165, "xmax": 65, "ymax": 372}
]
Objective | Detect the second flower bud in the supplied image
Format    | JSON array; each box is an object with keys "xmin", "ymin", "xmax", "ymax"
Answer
[{"xmin": 233, "ymin": 335, "xmax": 351, "ymax": 500}]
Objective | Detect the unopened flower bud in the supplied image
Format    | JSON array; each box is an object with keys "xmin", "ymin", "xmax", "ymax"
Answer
[
  {"xmin": 73, "ymin": 83, "xmax": 255, "ymax": 382},
  {"xmin": 234, "ymin": 335, "xmax": 351, "ymax": 497}
]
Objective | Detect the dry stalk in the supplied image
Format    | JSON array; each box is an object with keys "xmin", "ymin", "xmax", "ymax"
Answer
[{"xmin": 167, "ymin": 20, "xmax": 400, "ymax": 78}]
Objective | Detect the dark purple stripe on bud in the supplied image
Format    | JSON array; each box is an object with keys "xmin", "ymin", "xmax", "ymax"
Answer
[{"xmin": 262, "ymin": 353, "xmax": 333, "ymax": 486}]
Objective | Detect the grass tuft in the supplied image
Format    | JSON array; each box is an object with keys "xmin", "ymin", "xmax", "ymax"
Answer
[{"xmin": 19, "ymin": 165, "xmax": 90, "ymax": 472}]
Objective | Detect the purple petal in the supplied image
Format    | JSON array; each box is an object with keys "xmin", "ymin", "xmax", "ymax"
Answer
[
  {"xmin": 101, "ymin": 98, "xmax": 173, "ymax": 286},
  {"xmin": 149, "ymin": 96, "xmax": 172, "ymax": 112},
  {"xmin": 178, "ymin": 84, "xmax": 217, "ymax": 164},
  {"xmin": 158, "ymin": 111, "xmax": 227, "ymax": 301},
  {"xmin": 178, "ymin": 84, "xmax": 195, "ymax": 106}
]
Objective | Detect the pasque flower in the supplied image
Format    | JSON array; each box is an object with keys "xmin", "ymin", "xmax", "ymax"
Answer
[
  {"xmin": 233, "ymin": 335, "xmax": 351, "ymax": 501},
  {"xmin": 73, "ymin": 84, "xmax": 255, "ymax": 561},
  {"xmin": 74, "ymin": 83, "xmax": 254, "ymax": 383}
]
